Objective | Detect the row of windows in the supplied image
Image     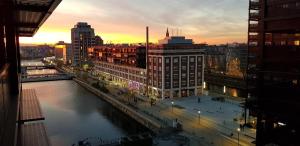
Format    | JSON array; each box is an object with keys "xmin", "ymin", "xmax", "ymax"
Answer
[
  {"xmin": 96, "ymin": 63, "xmax": 145, "ymax": 77},
  {"xmin": 96, "ymin": 66, "xmax": 146, "ymax": 83}
]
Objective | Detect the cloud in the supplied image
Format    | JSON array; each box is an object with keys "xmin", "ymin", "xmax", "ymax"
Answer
[{"xmin": 20, "ymin": 0, "xmax": 248, "ymax": 45}]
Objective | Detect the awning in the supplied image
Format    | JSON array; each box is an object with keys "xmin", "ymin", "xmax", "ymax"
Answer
[{"xmin": 15, "ymin": 0, "xmax": 62, "ymax": 37}]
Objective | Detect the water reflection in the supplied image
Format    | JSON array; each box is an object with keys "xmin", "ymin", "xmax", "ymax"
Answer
[
  {"xmin": 23, "ymin": 80, "xmax": 149, "ymax": 146},
  {"xmin": 27, "ymin": 69, "xmax": 58, "ymax": 75}
]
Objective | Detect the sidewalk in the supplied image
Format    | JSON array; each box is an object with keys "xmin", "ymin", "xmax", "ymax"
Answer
[
  {"xmin": 135, "ymin": 95, "xmax": 256, "ymax": 146},
  {"xmin": 161, "ymin": 96, "xmax": 256, "ymax": 139},
  {"xmin": 78, "ymin": 71, "xmax": 256, "ymax": 145}
]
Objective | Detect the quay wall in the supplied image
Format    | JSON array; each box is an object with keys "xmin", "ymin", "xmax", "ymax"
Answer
[{"xmin": 73, "ymin": 78, "xmax": 163, "ymax": 134}]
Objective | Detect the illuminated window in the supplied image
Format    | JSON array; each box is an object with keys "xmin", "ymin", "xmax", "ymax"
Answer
[
  {"xmin": 295, "ymin": 40, "xmax": 300, "ymax": 46},
  {"xmin": 282, "ymin": 4, "xmax": 289, "ymax": 8},
  {"xmin": 292, "ymin": 80, "xmax": 298, "ymax": 85}
]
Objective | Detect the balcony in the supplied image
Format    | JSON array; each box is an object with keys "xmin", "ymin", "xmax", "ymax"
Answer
[
  {"xmin": 250, "ymin": 0, "xmax": 260, "ymax": 10},
  {"xmin": 248, "ymin": 34, "xmax": 259, "ymax": 41},
  {"xmin": 249, "ymin": 12, "xmax": 260, "ymax": 21},
  {"xmin": 249, "ymin": 24, "xmax": 259, "ymax": 32}
]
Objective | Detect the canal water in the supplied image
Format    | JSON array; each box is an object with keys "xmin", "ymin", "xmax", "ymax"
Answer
[{"xmin": 22, "ymin": 80, "xmax": 150, "ymax": 146}]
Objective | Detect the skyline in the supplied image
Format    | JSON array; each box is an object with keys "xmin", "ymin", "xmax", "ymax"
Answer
[{"xmin": 19, "ymin": 0, "xmax": 248, "ymax": 45}]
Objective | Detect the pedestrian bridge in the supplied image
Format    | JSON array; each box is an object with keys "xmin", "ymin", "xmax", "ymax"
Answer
[
  {"xmin": 21, "ymin": 65, "xmax": 55, "ymax": 70},
  {"xmin": 21, "ymin": 73, "xmax": 74, "ymax": 83}
]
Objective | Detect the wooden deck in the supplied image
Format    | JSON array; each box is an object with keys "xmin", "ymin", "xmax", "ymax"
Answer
[
  {"xmin": 20, "ymin": 89, "xmax": 44, "ymax": 122},
  {"xmin": 21, "ymin": 123, "xmax": 51, "ymax": 146}
]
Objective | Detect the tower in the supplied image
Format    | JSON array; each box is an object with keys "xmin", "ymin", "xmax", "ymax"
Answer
[
  {"xmin": 166, "ymin": 28, "xmax": 169, "ymax": 37},
  {"xmin": 247, "ymin": 0, "xmax": 300, "ymax": 145},
  {"xmin": 71, "ymin": 22, "xmax": 95, "ymax": 67}
]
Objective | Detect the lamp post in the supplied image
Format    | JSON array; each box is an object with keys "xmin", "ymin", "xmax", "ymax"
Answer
[
  {"xmin": 198, "ymin": 110, "xmax": 201, "ymax": 124},
  {"xmin": 237, "ymin": 128, "xmax": 241, "ymax": 146},
  {"xmin": 171, "ymin": 101, "xmax": 174, "ymax": 113}
]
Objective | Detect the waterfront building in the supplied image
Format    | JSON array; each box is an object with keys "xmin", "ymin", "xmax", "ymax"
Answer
[
  {"xmin": 89, "ymin": 44, "xmax": 147, "ymax": 94},
  {"xmin": 148, "ymin": 32, "xmax": 205, "ymax": 99},
  {"xmin": 91, "ymin": 30, "xmax": 205, "ymax": 99},
  {"xmin": 20, "ymin": 45, "xmax": 55, "ymax": 60},
  {"xmin": 71, "ymin": 22, "xmax": 95, "ymax": 67},
  {"xmin": 247, "ymin": 0, "xmax": 300, "ymax": 145},
  {"xmin": 89, "ymin": 44, "xmax": 146, "ymax": 68},
  {"xmin": 93, "ymin": 61, "xmax": 147, "ymax": 94},
  {"xmin": 54, "ymin": 41, "xmax": 71, "ymax": 64}
]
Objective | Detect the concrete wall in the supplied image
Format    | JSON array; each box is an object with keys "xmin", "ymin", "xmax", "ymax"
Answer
[{"xmin": 73, "ymin": 78, "xmax": 163, "ymax": 134}]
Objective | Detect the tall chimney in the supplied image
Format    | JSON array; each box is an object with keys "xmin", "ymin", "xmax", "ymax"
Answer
[{"xmin": 146, "ymin": 26, "xmax": 149, "ymax": 98}]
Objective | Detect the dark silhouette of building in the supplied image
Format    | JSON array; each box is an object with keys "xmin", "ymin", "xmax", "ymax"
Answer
[
  {"xmin": 136, "ymin": 46, "xmax": 146, "ymax": 69},
  {"xmin": 71, "ymin": 22, "xmax": 95, "ymax": 66},
  {"xmin": 95, "ymin": 35, "xmax": 104, "ymax": 46},
  {"xmin": 0, "ymin": 0, "xmax": 61, "ymax": 145},
  {"xmin": 247, "ymin": 0, "xmax": 300, "ymax": 145}
]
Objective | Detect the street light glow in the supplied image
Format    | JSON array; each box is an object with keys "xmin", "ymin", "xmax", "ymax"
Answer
[
  {"xmin": 198, "ymin": 110, "xmax": 201, "ymax": 114},
  {"xmin": 171, "ymin": 101, "xmax": 174, "ymax": 105},
  {"xmin": 237, "ymin": 128, "xmax": 241, "ymax": 132},
  {"xmin": 278, "ymin": 122, "xmax": 286, "ymax": 126}
]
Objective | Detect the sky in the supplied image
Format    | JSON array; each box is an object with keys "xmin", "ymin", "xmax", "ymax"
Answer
[{"xmin": 19, "ymin": 0, "xmax": 248, "ymax": 45}]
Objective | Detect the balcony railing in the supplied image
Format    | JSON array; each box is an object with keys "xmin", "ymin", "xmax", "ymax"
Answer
[
  {"xmin": 248, "ymin": 34, "xmax": 259, "ymax": 41},
  {"xmin": 249, "ymin": 24, "xmax": 259, "ymax": 32},
  {"xmin": 249, "ymin": 12, "xmax": 260, "ymax": 21},
  {"xmin": 250, "ymin": 0, "xmax": 260, "ymax": 10}
]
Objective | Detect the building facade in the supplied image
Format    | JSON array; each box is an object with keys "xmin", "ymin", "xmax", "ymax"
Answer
[
  {"xmin": 71, "ymin": 22, "xmax": 95, "ymax": 66},
  {"xmin": 20, "ymin": 45, "xmax": 54, "ymax": 60},
  {"xmin": 88, "ymin": 45, "xmax": 146, "ymax": 68},
  {"xmin": 203, "ymin": 43, "xmax": 248, "ymax": 98},
  {"xmin": 54, "ymin": 41, "xmax": 71, "ymax": 64},
  {"xmin": 91, "ymin": 33, "xmax": 205, "ymax": 99},
  {"xmin": 247, "ymin": 0, "xmax": 300, "ymax": 145},
  {"xmin": 93, "ymin": 61, "xmax": 147, "ymax": 94},
  {"xmin": 148, "ymin": 35, "xmax": 205, "ymax": 99}
]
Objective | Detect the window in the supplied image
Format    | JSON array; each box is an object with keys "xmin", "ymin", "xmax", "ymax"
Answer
[
  {"xmin": 197, "ymin": 72, "xmax": 202, "ymax": 76},
  {"xmin": 165, "ymin": 58, "xmax": 170, "ymax": 63},
  {"xmin": 174, "ymin": 58, "xmax": 178, "ymax": 63},
  {"xmin": 190, "ymin": 57, "xmax": 195, "ymax": 62}
]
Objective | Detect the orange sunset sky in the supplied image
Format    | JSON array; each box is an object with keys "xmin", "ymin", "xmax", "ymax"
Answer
[{"xmin": 19, "ymin": 0, "xmax": 248, "ymax": 45}]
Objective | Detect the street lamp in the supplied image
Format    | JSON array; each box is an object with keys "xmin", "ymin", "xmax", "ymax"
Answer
[
  {"xmin": 198, "ymin": 110, "xmax": 201, "ymax": 124},
  {"xmin": 171, "ymin": 101, "xmax": 174, "ymax": 112},
  {"xmin": 237, "ymin": 128, "xmax": 241, "ymax": 146}
]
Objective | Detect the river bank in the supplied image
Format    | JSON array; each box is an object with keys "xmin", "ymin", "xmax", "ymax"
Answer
[{"xmin": 73, "ymin": 78, "xmax": 169, "ymax": 134}]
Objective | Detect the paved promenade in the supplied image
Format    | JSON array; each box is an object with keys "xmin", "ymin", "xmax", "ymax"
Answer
[
  {"xmin": 64, "ymin": 69, "xmax": 256, "ymax": 146},
  {"xmin": 106, "ymin": 83, "xmax": 256, "ymax": 146}
]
